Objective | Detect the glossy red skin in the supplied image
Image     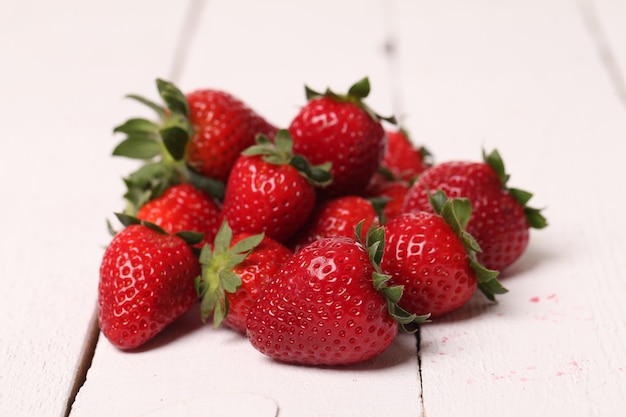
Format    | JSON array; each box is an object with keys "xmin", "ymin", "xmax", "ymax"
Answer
[
  {"xmin": 246, "ymin": 236, "xmax": 398, "ymax": 366},
  {"xmin": 402, "ymin": 161, "xmax": 530, "ymax": 272},
  {"xmin": 224, "ymin": 234, "xmax": 293, "ymax": 334},
  {"xmin": 185, "ymin": 89, "xmax": 277, "ymax": 182},
  {"xmin": 362, "ymin": 173, "xmax": 409, "ymax": 222},
  {"xmin": 288, "ymin": 96, "xmax": 385, "ymax": 198},
  {"xmin": 98, "ymin": 225, "xmax": 200, "ymax": 350},
  {"xmin": 220, "ymin": 155, "xmax": 317, "ymax": 243},
  {"xmin": 382, "ymin": 130, "xmax": 430, "ymax": 182},
  {"xmin": 289, "ymin": 195, "xmax": 379, "ymax": 252},
  {"xmin": 137, "ymin": 183, "xmax": 221, "ymax": 247},
  {"xmin": 382, "ymin": 212, "xmax": 477, "ymax": 318}
]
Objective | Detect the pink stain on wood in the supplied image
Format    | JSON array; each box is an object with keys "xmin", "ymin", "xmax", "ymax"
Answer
[{"xmin": 530, "ymin": 296, "xmax": 540, "ymax": 303}]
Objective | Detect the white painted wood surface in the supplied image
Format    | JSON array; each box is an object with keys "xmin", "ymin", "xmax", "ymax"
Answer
[{"xmin": 1, "ymin": 1, "xmax": 625, "ymax": 416}]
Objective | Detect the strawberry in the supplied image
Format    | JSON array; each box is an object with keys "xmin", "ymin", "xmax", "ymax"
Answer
[
  {"xmin": 402, "ymin": 149, "xmax": 547, "ymax": 272},
  {"xmin": 288, "ymin": 77, "xmax": 395, "ymax": 198},
  {"xmin": 185, "ymin": 89, "xmax": 278, "ymax": 182},
  {"xmin": 220, "ymin": 130, "xmax": 332, "ymax": 243},
  {"xmin": 289, "ymin": 195, "xmax": 381, "ymax": 252},
  {"xmin": 362, "ymin": 174, "xmax": 410, "ymax": 222},
  {"xmin": 382, "ymin": 191, "xmax": 506, "ymax": 318},
  {"xmin": 246, "ymin": 224, "xmax": 426, "ymax": 366},
  {"xmin": 381, "ymin": 129, "xmax": 432, "ymax": 183},
  {"xmin": 136, "ymin": 183, "xmax": 221, "ymax": 247},
  {"xmin": 112, "ymin": 79, "xmax": 275, "ymax": 213},
  {"xmin": 196, "ymin": 221, "xmax": 292, "ymax": 334},
  {"xmin": 98, "ymin": 215, "xmax": 202, "ymax": 350}
]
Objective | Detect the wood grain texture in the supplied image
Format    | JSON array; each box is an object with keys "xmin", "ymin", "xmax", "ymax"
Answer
[
  {"xmin": 2, "ymin": 0, "xmax": 625, "ymax": 416},
  {"xmin": 395, "ymin": 0, "xmax": 626, "ymax": 415},
  {"xmin": 69, "ymin": 1, "xmax": 426, "ymax": 416},
  {"xmin": 0, "ymin": 1, "xmax": 192, "ymax": 416}
]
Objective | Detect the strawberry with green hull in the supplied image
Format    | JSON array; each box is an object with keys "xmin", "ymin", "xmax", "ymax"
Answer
[
  {"xmin": 288, "ymin": 77, "xmax": 394, "ymax": 198},
  {"xmin": 246, "ymin": 224, "xmax": 428, "ymax": 366},
  {"xmin": 289, "ymin": 195, "xmax": 382, "ymax": 252},
  {"xmin": 112, "ymin": 79, "xmax": 276, "ymax": 213},
  {"xmin": 220, "ymin": 130, "xmax": 332, "ymax": 243},
  {"xmin": 196, "ymin": 221, "xmax": 292, "ymax": 334},
  {"xmin": 402, "ymin": 149, "xmax": 547, "ymax": 272},
  {"xmin": 137, "ymin": 183, "xmax": 221, "ymax": 247},
  {"xmin": 98, "ymin": 214, "xmax": 202, "ymax": 350},
  {"xmin": 383, "ymin": 191, "xmax": 506, "ymax": 318}
]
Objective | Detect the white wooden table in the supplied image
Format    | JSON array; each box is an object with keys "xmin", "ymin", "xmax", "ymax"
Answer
[{"xmin": 2, "ymin": 1, "xmax": 625, "ymax": 416}]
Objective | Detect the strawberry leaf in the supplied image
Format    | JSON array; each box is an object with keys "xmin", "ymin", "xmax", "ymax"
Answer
[
  {"xmin": 126, "ymin": 94, "xmax": 167, "ymax": 120},
  {"xmin": 113, "ymin": 118, "xmax": 160, "ymax": 135},
  {"xmin": 347, "ymin": 77, "xmax": 371, "ymax": 99},
  {"xmin": 175, "ymin": 231, "xmax": 205, "ymax": 246},
  {"xmin": 160, "ymin": 126, "xmax": 189, "ymax": 161},
  {"xmin": 427, "ymin": 189, "xmax": 507, "ymax": 301},
  {"xmin": 524, "ymin": 206, "xmax": 548, "ymax": 229},
  {"xmin": 303, "ymin": 77, "xmax": 397, "ymax": 125},
  {"xmin": 483, "ymin": 149, "xmax": 548, "ymax": 230},
  {"xmin": 112, "ymin": 136, "xmax": 161, "ymax": 160},
  {"xmin": 196, "ymin": 220, "xmax": 264, "ymax": 327},
  {"xmin": 156, "ymin": 78, "xmax": 189, "ymax": 117}
]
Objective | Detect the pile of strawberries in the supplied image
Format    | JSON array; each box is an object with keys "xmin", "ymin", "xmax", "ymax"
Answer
[{"xmin": 98, "ymin": 78, "xmax": 547, "ymax": 366}]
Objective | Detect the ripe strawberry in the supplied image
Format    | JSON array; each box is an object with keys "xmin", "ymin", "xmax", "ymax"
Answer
[
  {"xmin": 402, "ymin": 149, "xmax": 547, "ymax": 272},
  {"xmin": 381, "ymin": 129, "xmax": 432, "ymax": 182},
  {"xmin": 288, "ymin": 77, "xmax": 395, "ymax": 198},
  {"xmin": 112, "ymin": 79, "xmax": 274, "ymax": 212},
  {"xmin": 196, "ymin": 221, "xmax": 292, "ymax": 334},
  {"xmin": 98, "ymin": 215, "xmax": 202, "ymax": 350},
  {"xmin": 382, "ymin": 191, "xmax": 506, "ymax": 318},
  {"xmin": 220, "ymin": 130, "xmax": 332, "ymax": 243},
  {"xmin": 246, "ymin": 225, "xmax": 426, "ymax": 366},
  {"xmin": 362, "ymin": 174, "xmax": 410, "ymax": 222},
  {"xmin": 185, "ymin": 89, "xmax": 278, "ymax": 182},
  {"xmin": 289, "ymin": 195, "xmax": 381, "ymax": 252},
  {"xmin": 136, "ymin": 183, "xmax": 221, "ymax": 247}
]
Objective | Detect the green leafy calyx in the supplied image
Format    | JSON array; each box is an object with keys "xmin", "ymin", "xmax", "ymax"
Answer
[
  {"xmin": 195, "ymin": 221, "xmax": 265, "ymax": 328},
  {"xmin": 242, "ymin": 130, "xmax": 333, "ymax": 187},
  {"xmin": 304, "ymin": 77, "xmax": 397, "ymax": 125},
  {"xmin": 112, "ymin": 79, "xmax": 224, "ymax": 214},
  {"xmin": 428, "ymin": 189, "xmax": 507, "ymax": 301},
  {"xmin": 483, "ymin": 149, "xmax": 548, "ymax": 230},
  {"xmin": 354, "ymin": 221, "xmax": 430, "ymax": 332}
]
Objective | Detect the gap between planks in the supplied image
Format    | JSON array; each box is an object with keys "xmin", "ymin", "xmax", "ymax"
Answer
[
  {"xmin": 62, "ymin": 1, "xmax": 423, "ymax": 415},
  {"xmin": 577, "ymin": 0, "xmax": 626, "ymax": 108},
  {"xmin": 64, "ymin": 306, "xmax": 100, "ymax": 417},
  {"xmin": 64, "ymin": 1, "xmax": 208, "ymax": 415}
]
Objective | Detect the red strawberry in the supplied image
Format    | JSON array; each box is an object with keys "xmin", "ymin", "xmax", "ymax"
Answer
[
  {"xmin": 246, "ymin": 225, "xmax": 425, "ymax": 366},
  {"xmin": 288, "ymin": 77, "xmax": 394, "ymax": 198},
  {"xmin": 363, "ymin": 174, "xmax": 410, "ymax": 222},
  {"xmin": 381, "ymin": 129, "xmax": 432, "ymax": 182},
  {"xmin": 136, "ymin": 183, "xmax": 221, "ymax": 247},
  {"xmin": 290, "ymin": 195, "xmax": 381, "ymax": 252},
  {"xmin": 196, "ymin": 221, "xmax": 292, "ymax": 334},
  {"xmin": 402, "ymin": 149, "xmax": 547, "ymax": 272},
  {"xmin": 185, "ymin": 89, "xmax": 278, "ymax": 182},
  {"xmin": 383, "ymin": 191, "xmax": 506, "ymax": 318},
  {"xmin": 98, "ymin": 215, "xmax": 202, "ymax": 350},
  {"xmin": 112, "ymin": 79, "xmax": 273, "ymax": 212},
  {"xmin": 220, "ymin": 130, "xmax": 332, "ymax": 243}
]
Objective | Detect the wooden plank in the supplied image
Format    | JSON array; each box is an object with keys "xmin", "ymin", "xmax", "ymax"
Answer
[
  {"xmin": 395, "ymin": 0, "xmax": 626, "ymax": 415},
  {"xmin": 582, "ymin": 0, "xmax": 626, "ymax": 105},
  {"xmin": 69, "ymin": 1, "xmax": 427, "ymax": 416},
  {"xmin": 0, "ymin": 1, "xmax": 192, "ymax": 416}
]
